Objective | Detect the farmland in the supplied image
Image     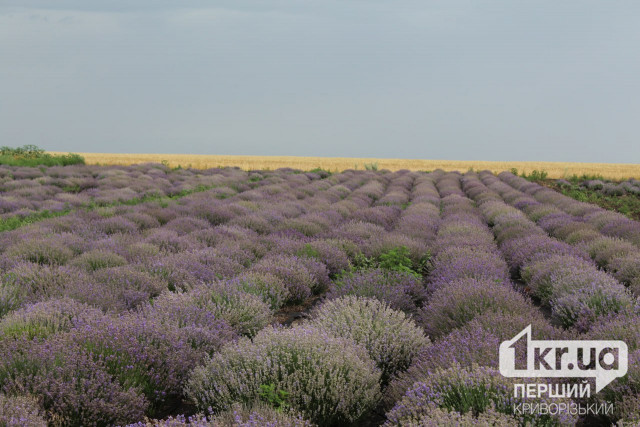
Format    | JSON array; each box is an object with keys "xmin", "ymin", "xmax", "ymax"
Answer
[
  {"xmin": 49, "ymin": 152, "xmax": 640, "ymax": 180},
  {"xmin": 1, "ymin": 163, "xmax": 640, "ymax": 425}
]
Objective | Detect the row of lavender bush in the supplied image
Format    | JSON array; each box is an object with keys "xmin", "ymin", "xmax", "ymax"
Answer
[
  {"xmin": 465, "ymin": 172, "xmax": 640, "ymax": 423},
  {"xmin": 383, "ymin": 172, "xmax": 573, "ymax": 426},
  {"xmin": 499, "ymin": 171, "xmax": 640, "ymax": 247},
  {"xmin": 0, "ymin": 163, "xmax": 249, "ymax": 220},
  {"xmin": 495, "ymin": 172, "xmax": 640, "ymax": 296},
  {"xmin": 464, "ymin": 172, "xmax": 634, "ymax": 330}
]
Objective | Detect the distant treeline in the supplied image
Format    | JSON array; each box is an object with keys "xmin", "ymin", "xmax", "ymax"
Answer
[{"xmin": 0, "ymin": 145, "xmax": 84, "ymax": 166}]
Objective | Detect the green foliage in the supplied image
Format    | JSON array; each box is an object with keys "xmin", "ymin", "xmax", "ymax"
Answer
[
  {"xmin": 520, "ymin": 169, "xmax": 548, "ymax": 181},
  {"xmin": 0, "ymin": 144, "xmax": 44, "ymax": 158},
  {"xmin": 309, "ymin": 167, "xmax": 332, "ymax": 177},
  {"xmin": 350, "ymin": 253, "xmax": 378, "ymax": 271},
  {"xmin": 62, "ymin": 184, "xmax": 82, "ymax": 193},
  {"xmin": 297, "ymin": 243, "xmax": 320, "ymax": 259},
  {"xmin": 378, "ymin": 246, "xmax": 414, "ymax": 273},
  {"xmin": 259, "ymin": 383, "xmax": 290, "ymax": 411},
  {"xmin": 415, "ymin": 252, "xmax": 432, "ymax": 276},
  {"xmin": 565, "ymin": 172, "xmax": 605, "ymax": 184},
  {"xmin": 0, "ymin": 145, "xmax": 84, "ymax": 166},
  {"xmin": 364, "ymin": 162, "xmax": 379, "ymax": 171},
  {"xmin": 348, "ymin": 246, "xmax": 429, "ymax": 278},
  {"xmin": 512, "ymin": 168, "xmax": 550, "ymax": 182}
]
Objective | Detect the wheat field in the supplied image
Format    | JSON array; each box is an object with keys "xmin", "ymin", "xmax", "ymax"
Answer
[{"xmin": 51, "ymin": 152, "xmax": 640, "ymax": 180}]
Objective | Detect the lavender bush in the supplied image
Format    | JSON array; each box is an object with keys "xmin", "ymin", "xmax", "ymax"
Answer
[
  {"xmin": 139, "ymin": 291, "xmax": 238, "ymax": 355},
  {"xmin": 587, "ymin": 311, "xmax": 640, "ymax": 351},
  {"xmin": 227, "ymin": 272, "xmax": 289, "ymax": 310},
  {"xmin": 69, "ymin": 249, "xmax": 128, "ymax": 271},
  {"xmin": 0, "ymin": 394, "xmax": 47, "ymax": 427},
  {"xmin": 186, "ymin": 325, "xmax": 381, "ymax": 425},
  {"xmin": 6, "ymin": 239, "xmax": 74, "ymax": 266},
  {"xmin": 329, "ymin": 268, "xmax": 427, "ymax": 314},
  {"xmin": 310, "ymin": 296, "xmax": 430, "ymax": 385},
  {"xmin": 608, "ymin": 254, "xmax": 640, "ymax": 292},
  {"xmin": 385, "ymin": 404, "xmax": 520, "ymax": 426},
  {"xmin": 210, "ymin": 403, "xmax": 314, "ymax": 427},
  {"xmin": 385, "ymin": 310, "xmax": 564, "ymax": 406},
  {"xmin": 0, "ymin": 263, "xmax": 93, "ymax": 315},
  {"xmin": 521, "ymin": 254, "xmax": 634, "ymax": 329},
  {"xmin": 295, "ymin": 240, "xmax": 351, "ymax": 275},
  {"xmin": 130, "ymin": 405, "xmax": 313, "ymax": 427},
  {"xmin": 185, "ymin": 282, "xmax": 273, "ymax": 337},
  {"xmin": 584, "ymin": 236, "xmax": 637, "ymax": 269},
  {"xmin": 419, "ymin": 278, "xmax": 536, "ymax": 338},
  {"xmin": 0, "ymin": 298, "xmax": 102, "ymax": 340},
  {"xmin": 91, "ymin": 265, "xmax": 167, "ymax": 311},
  {"xmin": 593, "ymin": 349, "xmax": 640, "ymax": 423},
  {"xmin": 70, "ymin": 308, "xmax": 235, "ymax": 414},
  {"xmin": 251, "ymin": 255, "xmax": 321, "ymax": 304},
  {"xmin": 0, "ymin": 336, "xmax": 148, "ymax": 425},
  {"xmin": 385, "ymin": 364, "xmax": 576, "ymax": 426},
  {"xmin": 427, "ymin": 248, "xmax": 510, "ymax": 290}
]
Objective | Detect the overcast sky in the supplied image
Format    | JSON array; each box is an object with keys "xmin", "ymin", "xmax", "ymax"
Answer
[{"xmin": 1, "ymin": 1, "xmax": 639, "ymax": 162}]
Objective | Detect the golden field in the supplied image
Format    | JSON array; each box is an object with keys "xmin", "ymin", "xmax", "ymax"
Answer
[{"xmin": 51, "ymin": 152, "xmax": 640, "ymax": 180}]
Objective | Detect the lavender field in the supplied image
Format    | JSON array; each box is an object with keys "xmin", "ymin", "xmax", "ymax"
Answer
[{"xmin": 1, "ymin": 164, "xmax": 639, "ymax": 426}]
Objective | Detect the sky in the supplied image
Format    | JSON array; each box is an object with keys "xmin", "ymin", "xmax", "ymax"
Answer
[{"xmin": 1, "ymin": 1, "xmax": 639, "ymax": 162}]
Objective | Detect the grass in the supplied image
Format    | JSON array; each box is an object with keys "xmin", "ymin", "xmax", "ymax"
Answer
[{"xmin": 49, "ymin": 152, "xmax": 640, "ymax": 180}]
